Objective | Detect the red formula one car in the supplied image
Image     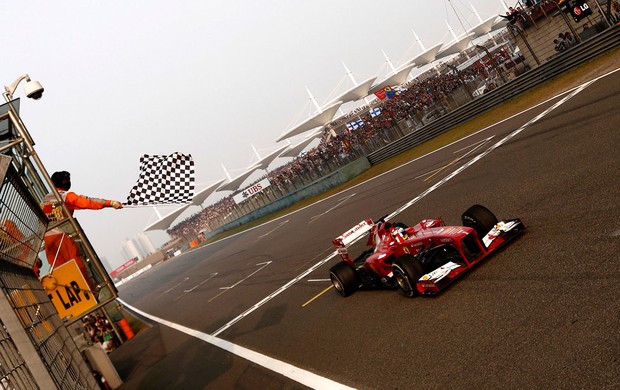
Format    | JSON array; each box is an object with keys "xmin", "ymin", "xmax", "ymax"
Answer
[{"xmin": 329, "ymin": 205, "xmax": 525, "ymax": 297}]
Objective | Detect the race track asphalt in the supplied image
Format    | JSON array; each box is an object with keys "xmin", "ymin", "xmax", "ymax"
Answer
[{"xmin": 110, "ymin": 68, "xmax": 620, "ymax": 389}]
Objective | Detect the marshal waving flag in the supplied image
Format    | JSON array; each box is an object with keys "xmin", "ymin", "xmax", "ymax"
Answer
[{"xmin": 126, "ymin": 152, "xmax": 195, "ymax": 205}]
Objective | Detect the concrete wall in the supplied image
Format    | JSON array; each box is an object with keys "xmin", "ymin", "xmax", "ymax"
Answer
[
  {"xmin": 113, "ymin": 250, "xmax": 165, "ymax": 281},
  {"xmin": 206, "ymin": 157, "xmax": 371, "ymax": 239}
]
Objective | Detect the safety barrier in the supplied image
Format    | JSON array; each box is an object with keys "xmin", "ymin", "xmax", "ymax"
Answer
[{"xmin": 367, "ymin": 25, "xmax": 620, "ymax": 165}]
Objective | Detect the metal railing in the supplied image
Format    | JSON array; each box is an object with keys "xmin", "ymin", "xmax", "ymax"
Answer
[
  {"xmin": 0, "ymin": 161, "xmax": 48, "ymax": 269},
  {"xmin": 0, "ymin": 264, "xmax": 97, "ymax": 389},
  {"xmin": 367, "ymin": 25, "xmax": 620, "ymax": 165}
]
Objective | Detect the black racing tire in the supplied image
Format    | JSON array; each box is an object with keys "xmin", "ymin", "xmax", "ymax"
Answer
[
  {"xmin": 329, "ymin": 262, "xmax": 360, "ymax": 297},
  {"xmin": 392, "ymin": 255, "xmax": 425, "ymax": 297},
  {"xmin": 461, "ymin": 204, "xmax": 498, "ymax": 243}
]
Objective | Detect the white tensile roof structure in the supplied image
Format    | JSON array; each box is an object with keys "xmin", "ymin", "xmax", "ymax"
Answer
[
  {"xmin": 436, "ymin": 32, "xmax": 475, "ymax": 60},
  {"xmin": 279, "ymin": 129, "xmax": 323, "ymax": 158},
  {"xmin": 368, "ymin": 63, "xmax": 416, "ymax": 94},
  {"xmin": 144, "ymin": 203, "xmax": 192, "ymax": 232},
  {"xmin": 469, "ymin": 16, "xmax": 501, "ymax": 37},
  {"xmin": 488, "ymin": 18, "xmax": 508, "ymax": 34},
  {"xmin": 217, "ymin": 164, "xmax": 262, "ymax": 192},
  {"xmin": 191, "ymin": 178, "xmax": 227, "ymax": 207},
  {"xmin": 217, "ymin": 144, "xmax": 291, "ymax": 192},
  {"xmin": 405, "ymin": 42, "xmax": 444, "ymax": 67},
  {"xmin": 275, "ymin": 100, "xmax": 343, "ymax": 142},
  {"xmin": 251, "ymin": 144, "xmax": 291, "ymax": 170},
  {"xmin": 325, "ymin": 76, "xmax": 377, "ymax": 106}
]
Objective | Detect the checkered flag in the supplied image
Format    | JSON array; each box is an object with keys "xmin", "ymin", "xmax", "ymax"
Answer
[{"xmin": 126, "ymin": 152, "xmax": 195, "ymax": 205}]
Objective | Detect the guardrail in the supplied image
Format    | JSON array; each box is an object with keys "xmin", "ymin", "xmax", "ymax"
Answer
[{"xmin": 367, "ymin": 24, "xmax": 620, "ymax": 165}]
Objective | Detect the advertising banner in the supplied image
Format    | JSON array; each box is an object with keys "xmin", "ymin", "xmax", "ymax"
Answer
[
  {"xmin": 233, "ymin": 178, "xmax": 271, "ymax": 204},
  {"xmin": 110, "ymin": 258, "xmax": 137, "ymax": 278}
]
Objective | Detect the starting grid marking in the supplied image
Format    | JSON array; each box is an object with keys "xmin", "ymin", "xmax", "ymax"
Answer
[
  {"xmin": 121, "ymin": 70, "xmax": 615, "ymax": 389},
  {"xmin": 167, "ymin": 263, "xmax": 273, "ymax": 302}
]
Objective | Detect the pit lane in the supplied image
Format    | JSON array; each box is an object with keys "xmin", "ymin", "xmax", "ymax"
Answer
[{"xmin": 116, "ymin": 68, "xmax": 620, "ymax": 389}]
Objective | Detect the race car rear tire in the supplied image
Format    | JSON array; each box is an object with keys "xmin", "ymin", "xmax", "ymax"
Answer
[
  {"xmin": 329, "ymin": 262, "xmax": 359, "ymax": 297},
  {"xmin": 392, "ymin": 255, "xmax": 424, "ymax": 297},
  {"xmin": 461, "ymin": 204, "xmax": 498, "ymax": 244}
]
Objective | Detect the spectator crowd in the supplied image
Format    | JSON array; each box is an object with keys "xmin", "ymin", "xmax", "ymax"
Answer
[
  {"xmin": 166, "ymin": 64, "xmax": 490, "ymax": 240},
  {"xmin": 81, "ymin": 313, "xmax": 117, "ymax": 353},
  {"xmin": 166, "ymin": 0, "xmax": 614, "ymax": 242}
]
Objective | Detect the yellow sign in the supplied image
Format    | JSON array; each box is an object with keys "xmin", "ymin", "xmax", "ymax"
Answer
[{"xmin": 41, "ymin": 259, "xmax": 97, "ymax": 320}]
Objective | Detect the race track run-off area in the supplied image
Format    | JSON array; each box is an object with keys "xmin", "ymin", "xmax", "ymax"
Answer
[{"xmin": 116, "ymin": 68, "xmax": 620, "ymax": 390}]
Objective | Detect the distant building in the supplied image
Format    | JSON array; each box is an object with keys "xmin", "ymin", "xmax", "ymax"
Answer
[
  {"xmin": 136, "ymin": 233, "xmax": 156, "ymax": 256},
  {"xmin": 121, "ymin": 238, "xmax": 142, "ymax": 261}
]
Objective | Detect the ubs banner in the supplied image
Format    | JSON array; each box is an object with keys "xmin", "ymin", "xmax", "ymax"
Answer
[{"xmin": 233, "ymin": 178, "xmax": 271, "ymax": 204}]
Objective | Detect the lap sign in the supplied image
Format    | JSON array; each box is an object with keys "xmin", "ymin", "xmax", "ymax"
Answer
[{"xmin": 41, "ymin": 259, "xmax": 97, "ymax": 320}]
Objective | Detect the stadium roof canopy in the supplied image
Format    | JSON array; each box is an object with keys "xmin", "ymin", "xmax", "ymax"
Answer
[
  {"xmin": 275, "ymin": 100, "xmax": 343, "ymax": 142},
  {"xmin": 252, "ymin": 144, "xmax": 291, "ymax": 170},
  {"xmin": 217, "ymin": 164, "xmax": 262, "ymax": 192},
  {"xmin": 191, "ymin": 178, "xmax": 227, "ymax": 207},
  {"xmin": 216, "ymin": 144, "xmax": 291, "ymax": 192},
  {"xmin": 488, "ymin": 18, "xmax": 508, "ymax": 33},
  {"xmin": 469, "ymin": 16, "xmax": 501, "ymax": 37},
  {"xmin": 436, "ymin": 33, "xmax": 475, "ymax": 60},
  {"xmin": 325, "ymin": 76, "xmax": 377, "ymax": 106},
  {"xmin": 279, "ymin": 129, "xmax": 323, "ymax": 158},
  {"xmin": 404, "ymin": 42, "xmax": 444, "ymax": 67},
  {"xmin": 144, "ymin": 203, "xmax": 192, "ymax": 232},
  {"xmin": 368, "ymin": 63, "xmax": 416, "ymax": 94}
]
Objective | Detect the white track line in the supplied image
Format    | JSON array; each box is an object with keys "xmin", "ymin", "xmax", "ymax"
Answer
[
  {"xmin": 205, "ymin": 79, "xmax": 592, "ymax": 340},
  {"xmin": 120, "ymin": 72, "xmax": 609, "ymax": 390},
  {"xmin": 388, "ymin": 80, "xmax": 594, "ymax": 220},
  {"xmin": 118, "ymin": 299, "xmax": 355, "ymax": 390},
  {"xmin": 309, "ymin": 193, "xmax": 356, "ymax": 223}
]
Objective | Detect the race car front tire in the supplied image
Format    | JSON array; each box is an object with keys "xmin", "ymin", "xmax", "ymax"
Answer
[
  {"xmin": 461, "ymin": 204, "xmax": 499, "ymax": 244},
  {"xmin": 330, "ymin": 262, "xmax": 360, "ymax": 297},
  {"xmin": 393, "ymin": 255, "xmax": 424, "ymax": 297}
]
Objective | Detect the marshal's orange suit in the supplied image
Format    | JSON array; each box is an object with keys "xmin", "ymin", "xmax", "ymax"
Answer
[{"xmin": 41, "ymin": 190, "xmax": 114, "ymax": 290}]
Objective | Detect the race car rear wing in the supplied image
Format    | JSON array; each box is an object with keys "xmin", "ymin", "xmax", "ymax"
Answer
[
  {"xmin": 332, "ymin": 219, "xmax": 374, "ymax": 264},
  {"xmin": 332, "ymin": 219, "xmax": 374, "ymax": 248}
]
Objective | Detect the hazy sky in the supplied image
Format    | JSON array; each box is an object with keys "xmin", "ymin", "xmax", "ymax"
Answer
[{"xmin": 2, "ymin": 0, "xmax": 506, "ymax": 270}]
